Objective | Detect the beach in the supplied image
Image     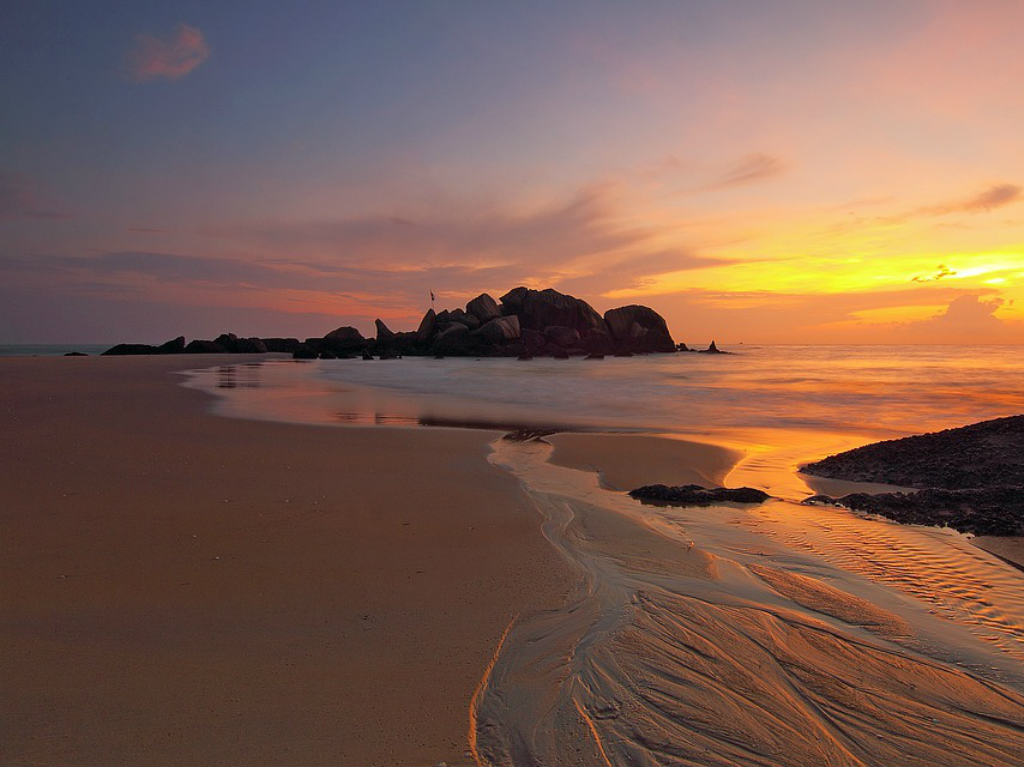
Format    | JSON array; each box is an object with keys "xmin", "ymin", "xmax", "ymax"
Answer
[
  {"xmin": 4, "ymin": 353, "xmax": 1024, "ymax": 765},
  {"xmin": 0, "ymin": 355, "xmax": 571, "ymax": 765}
]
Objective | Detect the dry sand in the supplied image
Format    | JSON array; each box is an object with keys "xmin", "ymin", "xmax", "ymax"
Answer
[{"xmin": 0, "ymin": 355, "xmax": 571, "ymax": 766}]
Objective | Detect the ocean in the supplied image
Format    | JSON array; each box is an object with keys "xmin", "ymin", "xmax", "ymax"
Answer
[
  {"xmin": 184, "ymin": 344, "xmax": 1024, "ymax": 442},
  {"xmin": 0, "ymin": 344, "xmax": 113, "ymax": 357}
]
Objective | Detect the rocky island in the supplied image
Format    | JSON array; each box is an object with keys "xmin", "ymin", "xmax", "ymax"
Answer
[{"xmin": 101, "ymin": 286, "xmax": 724, "ymax": 359}]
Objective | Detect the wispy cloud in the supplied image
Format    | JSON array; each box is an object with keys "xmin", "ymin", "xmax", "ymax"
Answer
[
  {"xmin": 127, "ymin": 24, "xmax": 209, "ymax": 82},
  {"xmin": 707, "ymin": 153, "xmax": 788, "ymax": 189},
  {"xmin": 891, "ymin": 183, "xmax": 1021, "ymax": 223},
  {"xmin": 0, "ymin": 172, "xmax": 70, "ymax": 220}
]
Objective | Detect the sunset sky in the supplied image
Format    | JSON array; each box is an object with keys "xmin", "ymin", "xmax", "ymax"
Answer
[{"xmin": 2, "ymin": 0, "xmax": 1022, "ymax": 344}]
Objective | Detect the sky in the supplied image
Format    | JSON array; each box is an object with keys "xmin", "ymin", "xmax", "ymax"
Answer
[{"xmin": 2, "ymin": 0, "xmax": 1022, "ymax": 344}]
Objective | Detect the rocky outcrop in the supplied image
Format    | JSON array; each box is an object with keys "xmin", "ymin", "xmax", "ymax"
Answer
[
  {"xmin": 802, "ymin": 487, "xmax": 1024, "ymax": 537},
  {"xmin": 506, "ymin": 287, "xmax": 606, "ymax": 336},
  {"xmin": 466, "ymin": 293, "xmax": 501, "ymax": 324},
  {"xmin": 604, "ymin": 305, "xmax": 676, "ymax": 353},
  {"xmin": 629, "ymin": 484, "xmax": 771, "ymax": 507},
  {"xmin": 183, "ymin": 339, "xmax": 227, "ymax": 353},
  {"xmin": 262, "ymin": 337, "xmax": 302, "ymax": 354},
  {"xmin": 158, "ymin": 336, "xmax": 186, "ymax": 354},
  {"xmin": 416, "ymin": 309, "xmax": 436, "ymax": 343},
  {"xmin": 102, "ymin": 343, "xmax": 160, "ymax": 355},
  {"xmin": 802, "ymin": 415, "xmax": 1024, "ymax": 536},
  {"xmin": 476, "ymin": 315, "xmax": 521, "ymax": 344},
  {"xmin": 100, "ymin": 286, "xmax": 694, "ymax": 361},
  {"xmin": 374, "ymin": 319, "xmax": 395, "ymax": 345},
  {"xmin": 803, "ymin": 415, "xmax": 1024, "ymax": 490}
]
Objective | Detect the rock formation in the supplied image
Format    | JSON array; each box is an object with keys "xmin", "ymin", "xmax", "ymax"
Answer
[{"xmin": 100, "ymin": 286, "xmax": 716, "ymax": 360}]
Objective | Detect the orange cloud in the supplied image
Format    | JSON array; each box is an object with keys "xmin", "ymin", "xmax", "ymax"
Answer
[{"xmin": 127, "ymin": 24, "xmax": 209, "ymax": 82}]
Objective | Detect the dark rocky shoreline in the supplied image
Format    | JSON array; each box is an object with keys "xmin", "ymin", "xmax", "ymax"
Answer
[
  {"xmin": 101, "ymin": 286, "xmax": 728, "ymax": 359},
  {"xmin": 802, "ymin": 415, "xmax": 1024, "ymax": 536}
]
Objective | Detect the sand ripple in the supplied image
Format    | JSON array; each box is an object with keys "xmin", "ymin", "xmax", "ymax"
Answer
[{"xmin": 477, "ymin": 438, "xmax": 1024, "ymax": 766}]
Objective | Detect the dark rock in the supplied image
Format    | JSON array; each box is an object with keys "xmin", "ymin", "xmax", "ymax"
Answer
[
  {"xmin": 544, "ymin": 325, "xmax": 581, "ymax": 348},
  {"xmin": 374, "ymin": 319, "xmax": 395, "ymax": 345},
  {"xmin": 292, "ymin": 345, "xmax": 317, "ymax": 359},
  {"xmin": 431, "ymin": 323, "xmax": 480, "ymax": 356},
  {"xmin": 64, "ymin": 351, "xmax": 88, "ymax": 356},
  {"xmin": 361, "ymin": 351, "xmax": 374, "ymax": 360},
  {"xmin": 581, "ymin": 328, "xmax": 614, "ymax": 355},
  {"xmin": 803, "ymin": 414, "xmax": 1024, "ymax": 490},
  {"xmin": 263, "ymin": 337, "xmax": 302, "ymax": 354},
  {"xmin": 183, "ymin": 340, "xmax": 227, "ymax": 353},
  {"xmin": 466, "ymin": 293, "xmax": 501, "ymax": 323},
  {"xmin": 211, "ymin": 333, "xmax": 267, "ymax": 353},
  {"xmin": 629, "ymin": 484, "xmax": 771, "ymax": 507},
  {"xmin": 676, "ymin": 342, "xmax": 690, "ymax": 352},
  {"xmin": 517, "ymin": 353, "xmax": 534, "ymax": 361},
  {"xmin": 302, "ymin": 338, "xmax": 325, "ymax": 354},
  {"xmin": 521, "ymin": 328, "xmax": 546, "ymax": 354},
  {"xmin": 585, "ymin": 353, "xmax": 605, "ymax": 360},
  {"xmin": 700, "ymin": 340, "xmax": 726, "ymax": 354},
  {"xmin": 435, "ymin": 309, "xmax": 451, "ymax": 325},
  {"xmin": 325, "ymin": 326, "xmax": 365, "ymax": 344},
  {"xmin": 604, "ymin": 305, "xmax": 676, "ymax": 353},
  {"xmin": 613, "ymin": 350, "xmax": 633, "ymax": 357},
  {"xmin": 499, "ymin": 286, "xmax": 529, "ymax": 314},
  {"xmin": 476, "ymin": 315, "xmax": 521, "ymax": 344},
  {"xmin": 552, "ymin": 348, "xmax": 570, "ymax": 359},
  {"xmin": 416, "ymin": 309, "xmax": 437, "ymax": 343},
  {"xmin": 802, "ymin": 494, "xmax": 840, "ymax": 506},
  {"xmin": 447, "ymin": 308, "xmax": 481, "ymax": 331},
  {"xmin": 318, "ymin": 351, "xmax": 338, "ymax": 359},
  {"xmin": 157, "ymin": 336, "xmax": 186, "ymax": 354},
  {"xmin": 804, "ymin": 487, "xmax": 1024, "ymax": 537},
  {"xmin": 101, "ymin": 343, "xmax": 158, "ymax": 355},
  {"xmin": 514, "ymin": 288, "xmax": 606, "ymax": 335}
]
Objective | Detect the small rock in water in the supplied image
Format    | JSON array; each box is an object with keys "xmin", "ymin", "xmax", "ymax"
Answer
[{"xmin": 629, "ymin": 484, "xmax": 771, "ymax": 507}]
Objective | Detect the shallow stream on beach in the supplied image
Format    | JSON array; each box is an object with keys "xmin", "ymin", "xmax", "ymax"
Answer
[{"xmin": 183, "ymin": 346, "xmax": 1024, "ymax": 765}]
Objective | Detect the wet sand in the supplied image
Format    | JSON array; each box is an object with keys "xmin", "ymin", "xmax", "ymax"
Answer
[
  {"xmin": 0, "ymin": 355, "xmax": 571, "ymax": 765},
  {"xmin": 547, "ymin": 432, "xmax": 740, "ymax": 491}
]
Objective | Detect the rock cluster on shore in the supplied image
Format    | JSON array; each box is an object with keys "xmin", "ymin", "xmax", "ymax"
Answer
[
  {"xmin": 629, "ymin": 484, "xmax": 771, "ymax": 507},
  {"xmin": 102, "ymin": 286, "xmax": 728, "ymax": 359},
  {"xmin": 802, "ymin": 415, "xmax": 1024, "ymax": 536}
]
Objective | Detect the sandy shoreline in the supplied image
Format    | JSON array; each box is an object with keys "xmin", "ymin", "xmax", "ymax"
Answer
[{"xmin": 0, "ymin": 355, "xmax": 572, "ymax": 765}]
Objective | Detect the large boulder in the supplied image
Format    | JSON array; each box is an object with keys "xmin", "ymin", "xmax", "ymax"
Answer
[
  {"xmin": 322, "ymin": 326, "xmax": 366, "ymax": 354},
  {"xmin": 157, "ymin": 336, "xmax": 186, "ymax": 354},
  {"xmin": 431, "ymin": 323, "xmax": 473, "ymax": 355},
  {"xmin": 102, "ymin": 343, "xmax": 158, "ymax": 355},
  {"xmin": 416, "ymin": 309, "xmax": 437, "ymax": 343},
  {"xmin": 544, "ymin": 325, "xmax": 581, "ymax": 348},
  {"xmin": 262, "ymin": 337, "xmax": 302, "ymax": 354},
  {"xmin": 448, "ymin": 308, "xmax": 481, "ymax": 330},
  {"xmin": 466, "ymin": 293, "xmax": 501, "ymax": 323},
  {"xmin": 509, "ymin": 288, "xmax": 606, "ymax": 335},
  {"xmin": 499, "ymin": 286, "xmax": 529, "ymax": 314},
  {"xmin": 521, "ymin": 328, "xmax": 546, "ymax": 354},
  {"xmin": 476, "ymin": 315, "xmax": 521, "ymax": 344},
  {"xmin": 375, "ymin": 319, "xmax": 395, "ymax": 344},
  {"xmin": 184, "ymin": 339, "xmax": 227, "ymax": 353},
  {"xmin": 603, "ymin": 305, "xmax": 675, "ymax": 353},
  {"xmin": 211, "ymin": 333, "xmax": 267, "ymax": 353}
]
